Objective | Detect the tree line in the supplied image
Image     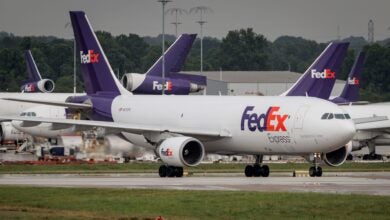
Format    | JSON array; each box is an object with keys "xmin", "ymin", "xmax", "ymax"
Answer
[{"xmin": 0, "ymin": 29, "xmax": 389, "ymax": 101}]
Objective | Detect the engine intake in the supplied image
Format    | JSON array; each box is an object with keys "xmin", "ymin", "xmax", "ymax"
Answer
[
  {"xmin": 157, "ymin": 136, "xmax": 205, "ymax": 167},
  {"xmin": 323, "ymin": 141, "xmax": 352, "ymax": 166},
  {"xmin": 37, "ymin": 79, "xmax": 55, "ymax": 93}
]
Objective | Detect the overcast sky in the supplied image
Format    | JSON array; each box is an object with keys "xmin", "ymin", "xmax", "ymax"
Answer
[{"xmin": 1, "ymin": 0, "xmax": 390, "ymax": 42}]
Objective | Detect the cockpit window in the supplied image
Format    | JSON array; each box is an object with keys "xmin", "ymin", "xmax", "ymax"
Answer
[
  {"xmin": 344, "ymin": 114, "xmax": 351, "ymax": 119},
  {"xmin": 321, "ymin": 113, "xmax": 329, "ymax": 119},
  {"xmin": 335, "ymin": 114, "xmax": 345, "ymax": 119},
  {"xmin": 31, "ymin": 112, "xmax": 36, "ymax": 117},
  {"xmin": 20, "ymin": 112, "xmax": 26, "ymax": 116},
  {"xmin": 327, "ymin": 113, "xmax": 334, "ymax": 119}
]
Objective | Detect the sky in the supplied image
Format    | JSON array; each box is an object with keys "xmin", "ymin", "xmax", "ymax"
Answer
[{"xmin": 0, "ymin": 0, "xmax": 390, "ymax": 42}]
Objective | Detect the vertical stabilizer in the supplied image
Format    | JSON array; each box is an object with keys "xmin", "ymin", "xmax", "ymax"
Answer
[
  {"xmin": 332, "ymin": 51, "xmax": 365, "ymax": 103},
  {"xmin": 145, "ymin": 34, "xmax": 197, "ymax": 76},
  {"xmin": 24, "ymin": 50, "xmax": 42, "ymax": 83},
  {"xmin": 69, "ymin": 11, "xmax": 129, "ymax": 96},
  {"xmin": 283, "ymin": 42, "xmax": 349, "ymax": 99}
]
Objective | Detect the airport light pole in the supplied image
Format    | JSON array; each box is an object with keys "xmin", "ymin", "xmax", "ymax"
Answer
[
  {"xmin": 158, "ymin": 0, "xmax": 171, "ymax": 95},
  {"xmin": 166, "ymin": 8, "xmax": 187, "ymax": 37},
  {"xmin": 190, "ymin": 6, "xmax": 213, "ymax": 95},
  {"xmin": 65, "ymin": 22, "xmax": 77, "ymax": 94}
]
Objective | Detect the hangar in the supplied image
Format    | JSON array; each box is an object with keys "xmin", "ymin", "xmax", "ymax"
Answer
[{"xmin": 189, "ymin": 71, "xmax": 346, "ymax": 96}]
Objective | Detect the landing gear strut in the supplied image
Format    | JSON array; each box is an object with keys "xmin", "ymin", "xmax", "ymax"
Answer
[
  {"xmin": 309, "ymin": 153, "xmax": 322, "ymax": 177},
  {"xmin": 245, "ymin": 155, "xmax": 270, "ymax": 177},
  {"xmin": 159, "ymin": 165, "xmax": 183, "ymax": 178}
]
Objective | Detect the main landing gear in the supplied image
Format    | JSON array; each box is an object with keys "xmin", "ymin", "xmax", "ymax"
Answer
[
  {"xmin": 245, "ymin": 155, "xmax": 270, "ymax": 177},
  {"xmin": 158, "ymin": 165, "xmax": 184, "ymax": 178},
  {"xmin": 309, "ymin": 153, "xmax": 322, "ymax": 177}
]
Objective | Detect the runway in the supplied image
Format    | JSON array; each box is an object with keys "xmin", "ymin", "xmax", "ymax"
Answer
[{"xmin": 1, "ymin": 172, "xmax": 390, "ymax": 195}]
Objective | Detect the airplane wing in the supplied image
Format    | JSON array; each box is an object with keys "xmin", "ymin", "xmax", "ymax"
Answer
[
  {"xmin": 353, "ymin": 116, "xmax": 390, "ymax": 131},
  {"xmin": 2, "ymin": 98, "xmax": 92, "ymax": 109},
  {"xmin": 0, "ymin": 116, "xmax": 232, "ymax": 138}
]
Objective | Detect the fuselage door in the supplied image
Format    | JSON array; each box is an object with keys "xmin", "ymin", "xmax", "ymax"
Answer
[{"xmin": 293, "ymin": 106, "xmax": 309, "ymax": 130}]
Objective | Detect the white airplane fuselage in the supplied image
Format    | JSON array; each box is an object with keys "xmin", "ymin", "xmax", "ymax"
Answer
[{"xmin": 112, "ymin": 95, "xmax": 355, "ymax": 155}]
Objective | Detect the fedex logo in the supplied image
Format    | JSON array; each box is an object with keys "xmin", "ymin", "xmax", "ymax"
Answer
[
  {"xmin": 347, "ymin": 77, "xmax": 359, "ymax": 85},
  {"xmin": 311, "ymin": 69, "xmax": 335, "ymax": 79},
  {"xmin": 23, "ymin": 84, "xmax": 36, "ymax": 92},
  {"xmin": 80, "ymin": 50, "xmax": 99, "ymax": 64},
  {"xmin": 241, "ymin": 106, "xmax": 288, "ymax": 132},
  {"xmin": 160, "ymin": 148, "xmax": 173, "ymax": 157},
  {"xmin": 153, "ymin": 81, "xmax": 172, "ymax": 91}
]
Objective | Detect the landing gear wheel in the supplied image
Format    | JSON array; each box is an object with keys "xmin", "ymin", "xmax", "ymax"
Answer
[
  {"xmin": 175, "ymin": 167, "xmax": 184, "ymax": 177},
  {"xmin": 261, "ymin": 165, "xmax": 270, "ymax": 177},
  {"xmin": 315, "ymin": 167, "xmax": 322, "ymax": 177},
  {"xmin": 253, "ymin": 164, "xmax": 262, "ymax": 177},
  {"xmin": 159, "ymin": 165, "xmax": 167, "ymax": 177},
  {"xmin": 166, "ymin": 166, "xmax": 176, "ymax": 177},
  {"xmin": 309, "ymin": 166, "xmax": 316, "ymax": 177},
  {"xmin": 245, "ymin": 165, "xmax": 253, "ymax": 177}
]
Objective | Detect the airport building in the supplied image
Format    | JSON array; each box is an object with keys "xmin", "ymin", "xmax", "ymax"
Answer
[{"xmin": 189, "ymin": 71, "xmax": 346, "ymax": 96}]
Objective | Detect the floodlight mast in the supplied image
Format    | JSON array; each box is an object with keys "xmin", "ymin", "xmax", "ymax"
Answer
[
  {"xmin": 158, "ymin": 0, "xmax": 171, "ymax": 95},
  {"xmin": 190, "ymin": 6, "xmax": 213, "ymax": 95},
  {"xmin": 166, "ymin": 8, "xmax": 187, "ymax": 37}
]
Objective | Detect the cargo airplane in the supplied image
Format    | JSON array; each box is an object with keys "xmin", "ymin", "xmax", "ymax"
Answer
[{"xmin": 0, "ymin": 11, "xmax": 356, "ymax": 178}]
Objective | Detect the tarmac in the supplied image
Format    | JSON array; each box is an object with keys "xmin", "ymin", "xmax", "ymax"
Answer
[{"xmin": 1, "ymin": 172, "xmax": 390, "ymax": 195}]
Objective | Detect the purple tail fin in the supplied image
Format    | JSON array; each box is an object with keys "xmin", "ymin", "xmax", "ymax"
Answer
[
  {"xmin": 145, "ymin": 34, "xmax": 197, "ymax": 76},
  {"xmin": 283, "ymin": 42, "xmax": 349, "ymax": 99},
  {"xmin": 69, "ymin": 11, "xmax": 128, "ymax": 96},
  {"xmin": 331, "ymin": 51, "xmax": 365, "ymax": 103},
  {"xmin": 23, "ymin": 50, "xmax": 42, "ymax": 84}
]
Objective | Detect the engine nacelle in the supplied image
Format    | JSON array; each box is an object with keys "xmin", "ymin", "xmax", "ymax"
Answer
[
  {"xmin": 20, "ymin": 79, "xmax": 55, "ymax": 93},
  {"xmin": 121, "ymin": 73, "xmax": 204, "ymax": 94},
  {"xmin": 323, "ymin": 141, "xmax": 352, "ymax": 167},
  {"xmin": 0, "ymin": 122, "xmax": 30, "ymax": 141},
  {"xmin": 157, "ymin": 136, "xmax": 205, "ymax": 167}
]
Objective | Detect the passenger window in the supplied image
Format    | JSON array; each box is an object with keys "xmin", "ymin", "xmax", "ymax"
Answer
[
  {"xmin": 321, "ymin": 113, "xmax": 329, "ymax": 119},
  {"xmin": 335, "ymin": 114, "xmax": 345, "ymax": 119},
  {"xmin": 327, "ymin": 113, "xmax": 334, "ymax": 119},
  {"xmin": 344, "ymin": 114, "xmax": 351, "ymax": 119}
]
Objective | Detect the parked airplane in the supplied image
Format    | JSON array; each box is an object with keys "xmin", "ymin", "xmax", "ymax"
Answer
[
  {"xmin": 120, "ymin": 34, "xmax": 206, "ymax": 95},
  {"xmin": 21, "ymin": 50, "xmax": 55, "ymax": 93},
  {"xmin": 0, "ymin": 11, "xmax": 356, "ymax": 178}
]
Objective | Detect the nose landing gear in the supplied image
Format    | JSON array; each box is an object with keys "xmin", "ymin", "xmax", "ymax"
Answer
[
  {"xmin": 245, "ymin": 155, "xmax": 270, "ymax": 177},
  {"xmin": 309, "ymin": 153, "xmax": 322, "ymax": 177}
]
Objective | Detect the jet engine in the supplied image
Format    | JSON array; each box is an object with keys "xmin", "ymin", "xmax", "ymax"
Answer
[
  {"xmin": 37, "ymin": 79, "xmax": 55, "ymax": 93},
  {"xmin": 21, "ymin": 79, "xmax": 55, "ymax": 93},
  {"xmin": 157, "ymin": 136, "xmax": 205, "ymax": 167},
  {"xmin": 323, "ymin": 141, "xmax": 352, "ymax": 166},
  {"xmin": 0, "ymin": 122, "xmax": 30, "ymax": 142}
]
